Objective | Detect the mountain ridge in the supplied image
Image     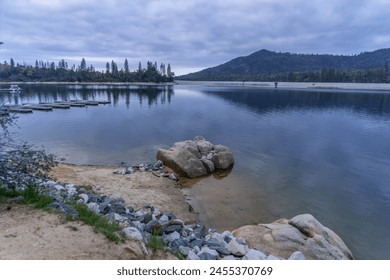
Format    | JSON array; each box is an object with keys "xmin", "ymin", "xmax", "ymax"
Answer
[{"xmin": 177, "ymin": 48, "xmax": 390, "ymax": 82}]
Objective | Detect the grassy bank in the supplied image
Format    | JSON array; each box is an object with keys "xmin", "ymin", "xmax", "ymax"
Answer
[{"xmin": 0, "ymin": 184, "xmax": 122, "ymax": 242}]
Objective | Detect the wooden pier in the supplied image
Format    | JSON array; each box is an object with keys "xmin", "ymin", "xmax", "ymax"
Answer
[{"xmin": 1, "ymin": 100, "xmax": 111, "ymax": 114}]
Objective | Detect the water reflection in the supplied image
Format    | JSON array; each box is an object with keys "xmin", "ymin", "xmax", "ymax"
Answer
[
  {"xmin": 0, "ymin": 84, "xmax": 174, "ymax": 108},
  {"xmin": 2, "ymin": 84, "xmax": 390, "ymax": 259},
  {"xmin": 201, "ymin": 87, "xmax": 390, "ymax": 116}
]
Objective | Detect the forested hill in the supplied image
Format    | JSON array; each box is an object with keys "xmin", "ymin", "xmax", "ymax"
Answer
[{"xmin": 177, "ymin": 49, "xmax": 390, "ymax": 83}]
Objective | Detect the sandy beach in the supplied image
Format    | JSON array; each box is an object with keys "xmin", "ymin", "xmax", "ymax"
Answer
[{"xmin": 0, "ymin": 163, "xmax": 196, "ymax": 260}]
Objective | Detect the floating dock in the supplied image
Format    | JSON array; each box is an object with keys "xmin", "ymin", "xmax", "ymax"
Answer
[
  {"xmin": 6, "ymin": 107, "xmax": 33, "ymax": 113},
  {"xmin": 1, "ymin": 100, "xmax": 111, "ymax": 114}
]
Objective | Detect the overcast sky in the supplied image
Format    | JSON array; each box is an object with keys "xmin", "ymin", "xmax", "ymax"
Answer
[{"xmin": 1, "ymin": 0, "xmax": 390, "ymax": 75}]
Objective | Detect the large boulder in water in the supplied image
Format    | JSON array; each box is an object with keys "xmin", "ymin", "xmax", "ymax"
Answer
[
  {"xmin": 232, "ymin": 214, "xmax": 354, "ymax": 260},
  {"xmin": 156, "ymin": 137, "xmax": 234, "ymax": 179}
]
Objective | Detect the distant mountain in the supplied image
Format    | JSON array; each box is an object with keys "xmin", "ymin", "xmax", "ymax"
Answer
[{"xmin": 177, "ymin": 49, "xmax": 390, "ymax": 82}]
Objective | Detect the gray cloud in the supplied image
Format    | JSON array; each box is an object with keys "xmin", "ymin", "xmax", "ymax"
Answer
[{"xmin": 1, "ymin": 0, "xmax": 390, "ymax": 75}]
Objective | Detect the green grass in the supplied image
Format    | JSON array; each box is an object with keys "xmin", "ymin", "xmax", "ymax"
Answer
[
  {"xmin": 71, "ymin": 203, "xmax": 123, "ymax": 242},
  {"xmin": 1, "ymin": 184, "xmax": 122, "ymax": 243},
  {"xmin": 0, "ymin": 184, "xmax": 53, "ymax": 209},
  {"xmin": 147, "ymin": 234, "xmax": 165, "ymax": 251},
  {"xmin": 20, "ymin": 185, "xmax": 53, "ymax": 209}
]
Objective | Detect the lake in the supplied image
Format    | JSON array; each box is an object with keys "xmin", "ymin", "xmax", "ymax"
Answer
[{"xmin": 1, "ymin": 83, "xmax": 390, "ymax": 259}]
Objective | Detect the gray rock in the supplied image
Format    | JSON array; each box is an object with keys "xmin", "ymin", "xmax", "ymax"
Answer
[
  {"xmin": 123, "ymin": 227, "xmax": 143, "ymax": 241},
  {"xmin": 65, "ymin": 184, "xmax": 78, "ymax": 197},
  {"xmin": 164, "ymin": 231, "xmax": 181, "ymax": 243},
  {"xmin": 208, "ymin": 244, "xmax": 230, "ymax": 255},
  {"xmin": 221, "ymin": 230, "xmax": 234, "ymax": 243},
  {"xmin": 88, "ymin": 194, "xmax": 102, "ymax": 203},
  {"xmin": 152, "ymin": 160, "xmax": 163, "ymax": 170},
  {"xmin": 288, "ymin": 251, "xmax": 305, "ymax": 260},
  {"xmin": 267, "ymin": 255, "xmax": 282, "ymax": 260},
  {"xmin": 145, "ymin": 220, "xmax": 161, "ymax": 234},
  {"xmin": 156, "ymin": 139, "xmax": 234, "ymax": 178},
  {"xmin": 187, "ymin": 250, "xmax": 200, "ymax": 260},
  {"xmin": 156, "ymin": 140, "xmax": 207, "ymax": 178},
  {"xmin": 132, "ymin": 221, "xmax": 145, "ymax": 232},
  {"xmin": 78, "ymin": 193, "xmax": 89, "ymax": 204},
  {"xmin": 164, "ymin": 211, "xmax": 176, "ymax": 220},
  {"xmin": 193, "ymin": 135, "xmax": 205, "ymax": 142},
  {"xmin": 197, "ymin": 247, "xmax": 219, "ymax": 260},
  {"xmin": 53, "ymin": 184, "xmax": 65, "ymax": 192},
  {"xmin": 200, "ymin": 158, "xmax": 215, "ymax": 173},
  {"xmin": 190, "ymin": 239, "xmax": 204, "ymax": 248},
  {"xmin": 236, "ymin": 237, "xmax": 247, "ymax": 246},
  {"xmin": 171, "ymin": 239, "xmax": 188, "ymax": 251},
  {"xmin": 179, "ymin": 246, "xmax": 191, "ymax": 256},
  {"xmin": 143, "ymin": 213, "xmax": 153, "ymax": 224},
  {"xmin": 192, "ymin": 246, "xmax": 200, "ymax": 254},
  {"xmin": 196, "ymin": 140, "xmax": 214, "ymax": 154},
  {"xmin": 44, "ymin": 180, "xmax": 57, "ymax": 188},
  {"xmin": 212, "ymin": 145, "xmax": 234, "ymax": 169},
  {"xmin": 50, "ymin": 202, "xmax": 78, "ymax": 219},
  {"xmin": 163, "ymin": 219, "xmax": 184, "ymax": 234},
  {"xmin": 193, "ymin": 225, "xmax": 208, "ymax": 238},
  {"xmin": 158, "ymin": 215, "xmax": 169, "ymax": 226},
  {"xmin": 135, "ymin": 210, "xmax": 147, "ymax": 218},
  {"xmin": 232, "ymin": 214, "xmax": 354, "ymax": 260},
  {"xmin": 220, "ymin": 255, "xmax": 237, "ymax": 260},
  {"xmin": 226, "ymin": 239, "xmax": 247, "ymax": 257},
  {"xmin": 108, "ymin": 213, "xmax": 128, "ymax": 223},
  {"xmin": 243, "ymin": 249, "xmax": 267, "ymax": 260},
  {"xmin": 127, "ymin": 167, "xmax": 135, "ymax": 174},
  {"xmin": 209, "ymin": 232, "xmax": 226, "ymax": 246},
  {"xmin": 87, "ymin": 202, "xmax": 100, "ymax": 214}
]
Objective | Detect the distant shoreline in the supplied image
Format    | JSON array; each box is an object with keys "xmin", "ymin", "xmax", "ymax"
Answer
[
  {"xmin": 0, "ymin": 81, "xmax": 176, "ymax": 86},
  {"xmin": 1, "ymin": 80, "xmax": 390, "ymax": 91},
  {"xmin": 175, "ymin": 80, "xmax": 390, "ymax": 91}
]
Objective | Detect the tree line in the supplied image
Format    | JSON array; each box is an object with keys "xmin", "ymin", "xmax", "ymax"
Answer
[
  {"xmin": 0, "ymin": 58, "xmax": 174, "ymax": 83},
  {"xmin": 260, "ymin": 64, "xmax": 390, "ymax": 83},
  {"xmin": 179, "ymin": 64, "xmax": 390, "ymax": 83}
]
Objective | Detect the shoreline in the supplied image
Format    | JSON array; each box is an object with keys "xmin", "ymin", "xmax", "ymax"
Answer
[
  {"xmin": 0, "ymin": 81, "xmax": 176, "ymax": 86},
  {"xmin": 2, "ymin": 80, "xmax": 390, "ymax": 91},
  {"xmin": 1, "ymin": 162, "xmax": 355, "ymax": 260},
  {"xmin": 48, "ymin": 163, "xmax": 197, "ymax": 225},
  {"xmin": 175, "ymin": 80, "xmax": 390, "ymax": 91}
]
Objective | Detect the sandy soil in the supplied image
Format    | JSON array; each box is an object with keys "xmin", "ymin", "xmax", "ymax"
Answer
[
  {"xmin": 49, "ymin": 164, "xmax": 196, "ymax": 224},
  {"xmin": 0, "ymin": 163, "xmax": 196, "ymax": 260},
  {"xmin": 0, "ymin": 204, "xmax": 145, "ymax": 259}
]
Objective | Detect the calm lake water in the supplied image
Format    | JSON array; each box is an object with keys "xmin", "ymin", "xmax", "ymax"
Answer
[{"xmin": 2, "ymin": 83, "xmax": 390, "ymax": 259}]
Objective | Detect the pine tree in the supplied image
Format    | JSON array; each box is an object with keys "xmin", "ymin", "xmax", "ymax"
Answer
[
  {"xmin": 167, "ymin": 63, "xmax": 173, "ymax": 78},
  {"xmin": 124, "ymin": 58, "xmax": 129, "ymax": 74},
  {"xmin": 160, "ymin": 63, "xmax": 166, "ymax": 76},
  {"xmin": 105, "ymin": 62, "xmax": 110, "ymax": 74},
  {"xmin": 80, "ymin": 58, "xmax": 87, "ymax": 71}
]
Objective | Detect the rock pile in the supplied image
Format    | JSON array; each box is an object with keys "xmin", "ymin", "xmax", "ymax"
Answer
[
  {"xmin": 3, "ymin": 177, "xmax": 355, "ymax": 260},
  {"xmin": 1, "ymin": 159, "xmax": 353, "ymax": 260},
  {"xmin": 37, "ymin": 178, "xmax": 308, "ymax": 260},
  {"xmin": 232, "ymin": 214, "xmax": 354, "ymax": 260},
  {"xmin": 112, "ymin": 160, "xmax": 177, "ymax": 180},
  {"xmin": 156, "ymin": 136, "xmax": 234, "ymax": 178}
]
